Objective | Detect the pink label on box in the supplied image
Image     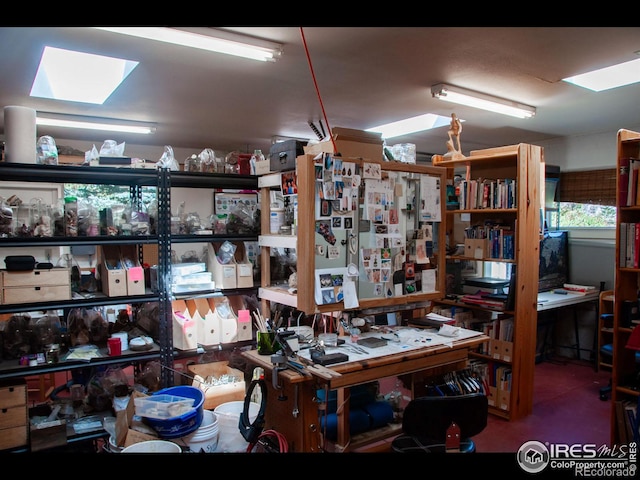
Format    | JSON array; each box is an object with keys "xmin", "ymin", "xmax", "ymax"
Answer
[{"xmin": 128, "ymin": 266, "xmax": 144, "ymax": 281}]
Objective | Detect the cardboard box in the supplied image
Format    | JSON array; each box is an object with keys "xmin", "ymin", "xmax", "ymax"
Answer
[
  {"xmin": 187, "ymin": 361, "xmax": 246, "ymax": 410},
  {"xmin": 464, "ymin": 238, "xmax": 490, "ymax": 259},
  {"xmin": 29, "ymin": 419, "xmax": 67, "ymax": 452},
  {"xmin": 120, "ymin": 245, "xmax": 146, "ymax": 295},
  {"xmin": 100, "ymin": 245, "xmax": 127, "ymax": 297},
  {"xmin": 207, "ymin": 244, "xmax": 237, "ymax": 289},
  {"xmin": 303, "ymin": 127, "xmax": 383, "ymax": 161}
]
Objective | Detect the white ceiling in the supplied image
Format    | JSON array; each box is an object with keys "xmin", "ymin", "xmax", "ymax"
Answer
[{"xmin": 1, "ymin": 26, "xmax": 640, "ymax": 159}]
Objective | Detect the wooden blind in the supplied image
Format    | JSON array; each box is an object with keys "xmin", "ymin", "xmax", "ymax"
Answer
[{"xmin": 558, "ymin": 169, "xmax": 617, "ymax": 206}]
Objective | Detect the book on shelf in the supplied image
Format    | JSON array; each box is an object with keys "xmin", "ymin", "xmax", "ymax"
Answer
[
  {"xmin": 629, "ymin": 158, "xmax": 640, "ymax": 207},
  {"xmin": 620, "ymin": 157, "xmax": 630, "ymax": 207},
  {"xmin": 562, "ymin": 283, "xmax": 597, "ymax": 293},
  {"xmin": 460, "ymin": 292, "xmax": 506, "ymax": 309}
]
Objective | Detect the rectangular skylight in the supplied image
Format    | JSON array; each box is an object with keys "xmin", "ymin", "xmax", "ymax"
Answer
[
  {"xmin": 30, "ymin": 46, "xmax": 139, "ymax": 104},
  {"xmin": 562, "ymin": 57, "xmax": 640, "ymax": 92},
  {"xmin": 366, "ymin": 113, "xmax": 454, "ymax": 139}
]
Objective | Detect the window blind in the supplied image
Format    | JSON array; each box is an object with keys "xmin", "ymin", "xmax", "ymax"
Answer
[{"xmin": 559, "ymin": 169, "xmax": 616, "ymax": 206}]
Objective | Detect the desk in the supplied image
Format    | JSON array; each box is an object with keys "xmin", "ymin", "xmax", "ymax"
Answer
[
  {"xmin": 241, "ymin": 328, "xmax": 488, "ymax": 452},
  {"xmin": 537, "ymin": 290, "xmax": 600, "ymax": 364}
]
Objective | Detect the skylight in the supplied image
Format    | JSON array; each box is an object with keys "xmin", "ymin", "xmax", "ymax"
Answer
[
  {"xmin": 30, "ymin": 46, "xmax": 139, "ymax": 104},
  {"xmin": 562, "ymin": 57, "xmax": 640, "ymax": 92},
  {"xmin": 367, "ymin": 113, "xmax": 456, "ymax": 139}
]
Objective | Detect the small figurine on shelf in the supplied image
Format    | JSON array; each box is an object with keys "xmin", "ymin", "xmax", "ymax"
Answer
[{"xmin": 444, "ymin": 113, "xmax": 466, "ymax": 160}]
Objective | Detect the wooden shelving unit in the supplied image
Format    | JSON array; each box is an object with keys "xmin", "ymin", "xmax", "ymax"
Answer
[
  {"xmin": 598, "ymin": 289, "xmax": 615, "ymax": 372},
  {"xmin": 611, "ymin": 128, "xmax": 640, "ymax": 445},
  {"xmin": 432, "ymin": 143, "xmax": 543, "ymax": 421}
]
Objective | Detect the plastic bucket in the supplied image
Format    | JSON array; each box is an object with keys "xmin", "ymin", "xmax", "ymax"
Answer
[
  {"xmin": 121, "ymin": 440, "xmax": 182, "ymax": 453},
  {"xmin": 214, "ymin": 401, "xmax": 259, "ymax": 452},
  {"xmin": 181, "ymin": 409, "xmax": 219, "ymax": 453}
]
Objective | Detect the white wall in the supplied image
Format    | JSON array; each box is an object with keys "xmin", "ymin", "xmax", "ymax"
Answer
[{"xmin": 537, "ymin": 123, "xmax": 640, "ymax": 171}]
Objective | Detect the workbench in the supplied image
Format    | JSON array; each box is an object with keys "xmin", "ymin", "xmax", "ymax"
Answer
[{"xmin": 241, "ymin": 327, "xmax": 488, "ymax": 452}]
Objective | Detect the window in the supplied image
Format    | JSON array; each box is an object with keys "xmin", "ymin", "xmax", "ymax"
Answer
[{"xmin": 554, "ymin": 169, "xmax": 617, "ymax": 228}]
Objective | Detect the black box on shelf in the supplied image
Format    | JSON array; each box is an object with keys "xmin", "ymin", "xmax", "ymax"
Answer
[{"xmin": 269, "ymin": 139, "xmax": 307, "ymax": 172}]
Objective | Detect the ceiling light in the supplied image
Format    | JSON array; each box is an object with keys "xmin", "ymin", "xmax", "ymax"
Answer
[
  {"xmin": 36, "ymin": 113, "xmax": 156, "ymax": 135},
  {"xmin": 30, "ymin": 46, "xmax": 139, "ymax": 104},
  {"xmin": 431, "ymin": 83, "xmax": 536, "ymax": 119},
  {"xmin": 367, "ymin": 113, "xmax": 454, "ymax": 139},
  {"xmin": 562, "ymin": 58, "xmax": 640, "ymax": 92},
  {"xmin": 93, "ymin": 27, "xmax": 283, "ymax": 62}
]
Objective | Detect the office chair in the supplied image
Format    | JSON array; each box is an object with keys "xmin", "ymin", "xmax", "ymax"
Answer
[{"xmin": 391, "ymin": 392, "xmax": 488, "ymax": 453}]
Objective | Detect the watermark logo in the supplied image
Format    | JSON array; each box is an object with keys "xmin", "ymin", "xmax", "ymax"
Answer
[
  {"xmin": 517, "ymin": 441, "xmax": 637, "ymax": 477},
  {"xmin": 517, "ymin": 441, "xmax": 550, "ymax": 473}
]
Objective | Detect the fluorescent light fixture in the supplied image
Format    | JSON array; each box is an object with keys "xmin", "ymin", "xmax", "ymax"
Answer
[
  {"xmin": 431, "ymin": 83, "xmax": 536, "ymax": 119},
  {"xmin": 30, "ymin": 46, "xmax": 139, "ymax": 104},
  {"xmin": 93, "ymin": 27, "xmax": 283, "ymax": 62},
  {"xmin": 36, "ymin": 113, "xmax": 156, "ymax": 135},
  {"xmin": 562, "ymin": 58, "xmax": 640, "ymax": 92},
  {"xmin": 367, "ymin": 113, "xmax": 454, "ymax": 139}
]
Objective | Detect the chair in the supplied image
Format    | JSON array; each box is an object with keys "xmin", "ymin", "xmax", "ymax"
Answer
[{"xmin": 391, "ymin": 392, "xmax": 488, "ymax": 453}]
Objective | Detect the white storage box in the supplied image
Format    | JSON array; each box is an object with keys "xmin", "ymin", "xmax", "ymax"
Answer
[{"xmin": 134, "ymin": 394, "xmax": 195, "ymax": 419}]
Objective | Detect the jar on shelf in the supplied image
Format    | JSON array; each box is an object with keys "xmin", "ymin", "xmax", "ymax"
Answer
[{"xmin": 64, "ymin": 196, "xmax": 78, "ymax": 237}]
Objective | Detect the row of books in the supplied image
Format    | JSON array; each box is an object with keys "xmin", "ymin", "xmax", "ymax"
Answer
[
  {"xmin": 619, "ymin": 157, "xmax": 640, "ymax": 207},
  {"xmin": 464, "ymin": 223, "xmax": 516, "ymax": 260},
  {"xmin": 457, "ymin": 177, "xmax": 517, "ymax": 210},
  {"xmin": 619, "ymin": 222, "xmax": 640, "ymax": 268},
  {"xmin": 468, "ymin": 359, "xmax": 512, "ymax": 395}
]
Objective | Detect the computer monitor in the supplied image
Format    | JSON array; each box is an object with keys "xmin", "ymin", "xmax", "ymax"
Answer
[{"xmin": 538, "ymin": 230, "xmax": 569, "ymax": 292}]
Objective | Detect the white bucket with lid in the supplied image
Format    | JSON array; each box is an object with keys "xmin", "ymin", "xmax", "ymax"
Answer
[
  {"xmin": 214, "ymin": 401, "xmax": 259, "ymax": 452},
  {"xmin": 181, "ymin": 409, "xmax": 219, "ymax": 453}
]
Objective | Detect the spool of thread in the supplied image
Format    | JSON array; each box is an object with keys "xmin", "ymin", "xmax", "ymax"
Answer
[
  {"xmin": 111, "ymin": 332, "xmax": 129, "ymax": 351},
  {"xmin": 4, "ymin": 106, "xmax": 37, "ymax": 164}
]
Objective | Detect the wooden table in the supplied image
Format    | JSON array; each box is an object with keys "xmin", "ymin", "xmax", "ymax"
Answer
[{"xmin": 241, "ymin": 330, "xmax": 488, "ymax": 452}]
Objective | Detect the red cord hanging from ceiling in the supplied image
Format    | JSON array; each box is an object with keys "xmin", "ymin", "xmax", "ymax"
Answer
[{"xmin": 299, "ymin": 27, "xmax": 336, "ymax": 153}]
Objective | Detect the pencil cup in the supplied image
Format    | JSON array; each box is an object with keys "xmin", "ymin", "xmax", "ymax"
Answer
[{"xmin": 257, "ymin": 331, "xmax": 277, "ymax": 355}]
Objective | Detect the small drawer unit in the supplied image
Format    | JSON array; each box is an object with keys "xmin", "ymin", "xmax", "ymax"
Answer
[
  {"xmin": 0, "ymin": 379, "xmax": 28, "ymax": 451},
  {"xmin": 1, "ymin": 268, "xmax": 71, "ymax": 304}
]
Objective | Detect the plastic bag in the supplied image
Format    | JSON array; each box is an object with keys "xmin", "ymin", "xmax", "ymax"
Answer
[
  {"xmin": 66, "ymin": 307, "xmax": 109, "ymax": 347},
  {"xmin": 216, "ymin": 241, "xmax": 237, "ymax": 264},
  {"xmin": 199, "ymin": 148, "xmax": 216, "ymax": 173},
  {"xmin": 84, "ymin": 144, "xmax": 99, "ymax": 165},
  {"xmin": 0, "ymin": 197, "xmax": 13, "ymax": 236},
  {"xmin": 226, "ymin": 203, "xmax": 259, "ymax": 235},
  {"xmin": 156, "ymin": 145, "xmax": 180, "ymax": 171},
  {"xmin": 36, "ymin": 135, "xmax": 58, "ymax": 165},
  {"xmin": 99, "ymin": 140, "xmax": 125, "ymax": 157}
]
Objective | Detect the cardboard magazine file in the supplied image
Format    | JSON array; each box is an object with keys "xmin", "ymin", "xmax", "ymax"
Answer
[
  {"xmin": 209, "ymin": 297, "xmax": 237, "ymax": 344},
  {"xmin": 207, "ymin": 243, "xmax": 237, "ymax": 289},
  {"xmin": 236, "ymin": 309, "xmax": 253, "ymax": 342},
  {"xmin": 187, "ymin": 297, "xmax": 221, "ymax": 346},
  {"xmin": 99, "ymin": 245, "xmax": 127, "ymax": 297},
  {"xmin": 234, "ymin": 242, "xmax": 254, "ymax": 288},
  {"xmin": 119, "ymin": 244, "xmax": 146, "ymax": 296},
  {"xmin": 172, "ymin": 299, "xmax": 197, "ymax": 350}
]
